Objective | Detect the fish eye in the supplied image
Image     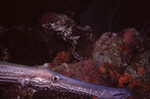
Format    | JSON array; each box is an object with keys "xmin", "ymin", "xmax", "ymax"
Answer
[{"xmin": 52, "ymin": 75, "xmax": 60, "ymax": 82}]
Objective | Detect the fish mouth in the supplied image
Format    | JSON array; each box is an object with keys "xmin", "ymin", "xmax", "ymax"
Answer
[{"xmin": 101, "ymin": 88, "xmax": 131, "ymax": 99}]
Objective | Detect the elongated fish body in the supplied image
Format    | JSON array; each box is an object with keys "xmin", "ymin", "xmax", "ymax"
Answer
[{"xmin": 0, "ymin": 61, "xmax": 131, "ymax": 99}]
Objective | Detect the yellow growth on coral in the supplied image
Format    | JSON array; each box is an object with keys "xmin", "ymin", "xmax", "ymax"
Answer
[
  {"xmin": 109, "ymin": 70, "xmax": 115, "ymax": 81},
  {"xmin": 93, "ymin": 97, "xmax": 99, "ymax": 99},
  {"xmin": 120, "ymin": 44, "xmax": 130, "ymax": 53},
  {"xmin": 137, "ymin": 67, "xmax": 146, "ymax": 76},
  {"xmin": 99, "ymin": 66, "xmax": 106, "ymax": 74},
  {"xmin": 141, "ymin": 82, "xmax": 150, "ymax": 91},
  {"xmin": 118, "ymin": 73, "xmax": 141, "ymax": 88},
  {"xmin": 54, "ymin": 51, "xmax": 70, "ymax": 64},
  {"xmin": 118, "ymin": 73, "xmax": 150, "ymax": 91}
]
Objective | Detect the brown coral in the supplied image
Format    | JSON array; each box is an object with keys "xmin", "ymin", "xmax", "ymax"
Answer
[
  {"xmin": 99, "ymin": 66, "xmax": 106, "ymax": 74},
  {"xmin": 137, "ymin": 67, "xmax": 146, "ymax": 76},
  {"xmin": 54, "ymin": 51, "xmax": 71, "ymax": 64},
  {"xmin": 122, "ymin": 28, "xmax": 138, "ymax": 44},
  {"xmin": 118, "ymin": 73, "xmax": 141, "ymax": 88}
]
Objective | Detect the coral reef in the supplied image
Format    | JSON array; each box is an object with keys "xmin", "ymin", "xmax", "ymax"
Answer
[
  {"xmin": 40, "ymin": 12, "xmax": 95, "ymax": 60},
  {"xmin": 124, "ymin": 46, "xmax": 150, "ymax": 91},
  {"xmin": 47, "ymin": 59, "xmax": 105, "ymax": 86},
  {"xmin": 0, "ymin": 13, "xmax": 94, "ymax": 65},
  {"xmin": 0, "ymin": 0, "xmax": 150, "ymax": 98},
  {"xmin": 92, "ymin": 30, "xmax": 133, "ymax": 86},
  {"xmin": 92, "ymin": 28, "xmax": 150, "ymax": 98},
  {"xmin": 0, "ymin": 12, "xmax": 150, "ymax": 98}
]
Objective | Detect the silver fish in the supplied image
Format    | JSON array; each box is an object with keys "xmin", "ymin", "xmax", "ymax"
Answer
[{"xmin": 0, "ymin": 61, "xmax": 131, "ymax": 99}]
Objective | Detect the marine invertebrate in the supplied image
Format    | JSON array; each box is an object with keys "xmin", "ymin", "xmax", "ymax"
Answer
[
  {"xmin": 40, "ymin": 12, "xmax": 80, "ymax": 45},
  {"xmin": 40, "ymin": 12, "xmax": 94, "ymax": 61}
]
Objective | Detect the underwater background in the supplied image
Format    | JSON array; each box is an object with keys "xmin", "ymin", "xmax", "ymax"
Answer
[{"xmin": 0, "ymin": 0, "xmax": 150, "ymax": 99}]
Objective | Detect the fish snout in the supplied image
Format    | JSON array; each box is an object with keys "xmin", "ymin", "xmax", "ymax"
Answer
[{"xmin": 101, "ymin": 88, "xmax": 131, "ymax": 99}]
